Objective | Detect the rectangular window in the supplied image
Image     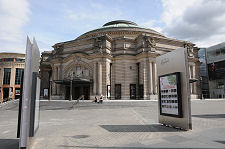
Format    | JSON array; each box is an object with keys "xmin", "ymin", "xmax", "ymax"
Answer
[
  {"xmin": 15, "ymin": 68, "xmax": 24, "ymax": 85},
  {"xmin": 16, "ymin": 58, "xmax": 25, "ymax": 62},
  {"xmin": 216, "ymin": 50, "xmax": 220, "ymax": 56},
  {"xmin": 5, "ymin": 58, "xmax": 14, "ymax": 62},
  {"xmin": 221, "ymin": 48, "xmax": 225, "ymax": 55},
  {"xmin": 130, "ymin": 84, "xmax": 136, "ymax": 99},
  {"xmin": 3, "ymin": 68, "xmax": 11, "ymax": 85},
  {"xmin": 115, "ymin": 84, "xmax": 121, "ymax": 99}
]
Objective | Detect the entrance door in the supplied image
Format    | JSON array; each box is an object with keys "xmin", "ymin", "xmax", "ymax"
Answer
[
  {"xmin": 3, "ymin": 88, "xmax": 9, "ymax": 101},
  {"xmin": 130, "ymin": 84, "xmax": 136, "ymax": 99},
  {"xmin": 74, "ymin": 87, "xmax": 81, "ymax": 100},
  {"xmin": 83, "ymin": 86, "xmax": 90, "ymax": 100},
  {"xmin": 64, "ymin": 85, "xmax": 90, "ymax": 100},
  {"xmin": 65, "ymin": 86, "xmax": 70, "ymax": 100}
]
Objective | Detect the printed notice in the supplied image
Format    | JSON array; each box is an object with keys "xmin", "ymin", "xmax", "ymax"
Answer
[{"xmin": 159, "ymin": 73, "xmax": 181, "ymax": 116}]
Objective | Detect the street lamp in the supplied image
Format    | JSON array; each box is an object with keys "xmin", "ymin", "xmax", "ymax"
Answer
[{"xmin": 70, "ymin": 73, "xmax": 73, "ymax": 101}]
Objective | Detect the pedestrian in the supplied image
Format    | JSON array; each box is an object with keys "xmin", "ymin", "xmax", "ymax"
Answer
[
  {"xmin": 99, "ymin": 95, "xmax": 103, "ymax": 104},
  {"xmin": 94, "ymin": 96, "xmax": 98, "ymax": 103}
]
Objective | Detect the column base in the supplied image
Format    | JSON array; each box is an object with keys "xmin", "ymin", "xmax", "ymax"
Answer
[
  {"xmin": 50, "ymin": 95, "xmax": 64, "ymax": 100},
  {"xmin": 149, "ymin": 94, "xmax": 158, "ymax": 100},
  {"xmin": 190, "ymin": 94, "xmax": 198, "ymax": 99}
]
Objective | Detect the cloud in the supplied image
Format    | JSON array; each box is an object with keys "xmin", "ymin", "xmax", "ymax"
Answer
[
  {"xmin": 140, "ymin": 20, "xmax": 162, "ymax": 33},
  {"xmin": 63, "ymin": 1, "xmax": 124, "ymax": 33},
  {"xmin": 0, "ymin": 0, "xmax": 30, "ymax": 53},
  {"xmin": 160, "ymin": 0, "xmax": 225, "ymax": 47}
]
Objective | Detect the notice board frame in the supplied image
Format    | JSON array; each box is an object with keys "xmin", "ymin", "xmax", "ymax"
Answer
[{"xmin": 158, "ymin": 72, "xmax": 183, "ymax": 118}]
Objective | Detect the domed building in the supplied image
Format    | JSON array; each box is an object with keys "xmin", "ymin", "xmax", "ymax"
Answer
[{"xmin": 40, "ymin": 20, "xmax": 200, "ymax": 100}]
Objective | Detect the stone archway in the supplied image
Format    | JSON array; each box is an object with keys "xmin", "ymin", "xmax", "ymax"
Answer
[
  {"xmin": 62, "ymin": 56, "xmax": 93, "ymax": 100},
  {"xmin": 63, "ymin": 56, "xmax": 93, "ymax": 80}
]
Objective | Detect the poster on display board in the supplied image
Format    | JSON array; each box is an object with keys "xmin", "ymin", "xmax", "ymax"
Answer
[
  {"xmin": 44, "ymin": 89, "xmax": 48, "ymax": 97},
  {"xmin": 107, "ymin": 85, "xmax": 111, "ymax": 98},
  {"xmin": 15, "ymin": 89, "xmax": 21, "ymax": 96},
  {"xmin": 159, "ymin": 72, "xmax": 183, "ymax": 118}
]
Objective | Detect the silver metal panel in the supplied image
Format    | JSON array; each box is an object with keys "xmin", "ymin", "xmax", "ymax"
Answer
[
  {"xmin": 20, "ymin": 37, "xmax": 33, "ymax": 148},
  {"xmin": 156, "ymin": 48, "xmax": 192, "ymax": 130},
  {"xmin": 19, "ymin": 37, "xmax": 40, "ymax": 148}
]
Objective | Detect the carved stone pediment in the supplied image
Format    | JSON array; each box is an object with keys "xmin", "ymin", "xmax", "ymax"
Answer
[
  {"xmin": 140, "ymin": 36, "xmax": 156, "ymax": 52},
  {"xmin": 65, "ymin": 65, "xmax": 90, "ymax": 80},
  {"xmin": 93, "ymin": 37, "xmax": 104, "ymax": 53},
  {"xmin": 56, "ymin": 44, "xmax": 64, "ymax": 54},
  {"xmin": 184, "ymin": 43, "xmax": 194, "ymax": 57},
  {"xmin": 63, "ymin": 56, "xmax": 92, "ymax": 80}
]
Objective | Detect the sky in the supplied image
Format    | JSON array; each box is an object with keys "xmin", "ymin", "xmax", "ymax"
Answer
[{"xmin": 1, "ymin": 0, "xmax": 225, "ymax": 54}]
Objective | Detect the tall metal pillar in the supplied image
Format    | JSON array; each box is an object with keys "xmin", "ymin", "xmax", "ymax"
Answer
[{"xmin": 70, "ymin": 79, "xmax": 73, "ymax": 101}]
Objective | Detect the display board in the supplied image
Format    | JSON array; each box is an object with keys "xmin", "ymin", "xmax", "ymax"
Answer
[
  {"xmin": 159, "ymin": 72, "xmax": 182, "ymax": 117},
  {"xmin": 156, "ymin": 47, "xmax": 192, "ymax": 130},
  {"xmin": 29, "ymin": 72, "xmax": 40, "ymax": 137}
]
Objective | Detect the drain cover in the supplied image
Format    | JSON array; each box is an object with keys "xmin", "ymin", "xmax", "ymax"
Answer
[{"xmin": 72, "ymin": 135, "xmax": 89, "ymax": 139}]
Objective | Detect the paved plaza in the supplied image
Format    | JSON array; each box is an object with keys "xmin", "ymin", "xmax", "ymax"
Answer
[{"xmin": 0, "ymin": 99, "xmax": 225, "ymax": 149}]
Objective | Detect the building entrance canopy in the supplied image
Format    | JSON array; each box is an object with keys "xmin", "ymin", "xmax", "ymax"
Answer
[{"xmin": 53, "ymin": 78, "xmax": 92, "ymax": 85}]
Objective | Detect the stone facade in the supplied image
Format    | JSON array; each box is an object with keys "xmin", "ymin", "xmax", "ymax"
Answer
[
  {"xmin": 40, "ymin": 20, "xmax": 201, "ymax": 100},
  {"xmin": 0, "ymin": 53, "xmax": 25, "ymax": 102}
]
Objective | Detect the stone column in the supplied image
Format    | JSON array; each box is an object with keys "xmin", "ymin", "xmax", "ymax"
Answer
[
  {"xmin": 56, "ymin": 67, "xmax": 58, "ymax": 95},
  {"xmin": 58, "ymin": 65, "xmax": 62, "ymax": 95},
  {"xmin": 143, "ymin": 60, "xmax": 148, "ymax": 99},
  {"xmin": 49, "ymin": 71, "xmax": 52, "ymax": 100},
  {"xmin": 98, "ymin": 62, "xmax": 102, "ymax": 95},
  {"xmin": 10, "ymin": 64, "xmax": 16, "ymax": 99},
  {"xmin": 49, "ymin": 81, "xmax": 52, "ymax": 101},
  {"xmin": 149, "ymin": 62, "xmax": 153, "ymax": 95},
  {"xmin": 52, "ymin": 67, "xmax": 57, "ymax": 95},
  {"xmin": 152, "ymin": 62, "xmax": 157, "ymax": 94},
  {"xmin": 154, "ymin": 62, "xmax": 158, "ymax": 94},
  {"xmin": 93, "ymin": 62, "xmax": 97, "ymax": 95}
]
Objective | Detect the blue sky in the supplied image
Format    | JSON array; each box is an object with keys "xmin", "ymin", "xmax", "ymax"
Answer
[{"xmin": 1, "ymin": 0, "xmax": 225, "ymax": 54}]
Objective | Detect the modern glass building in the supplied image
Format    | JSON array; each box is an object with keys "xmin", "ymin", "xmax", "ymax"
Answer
[
  {"xmin": 198, "ymin": 48, "xmax": 209, "ymax": 98},
  {"xmin": 206, "ymin": 42, "xmax": 225, "ymax": 98}
]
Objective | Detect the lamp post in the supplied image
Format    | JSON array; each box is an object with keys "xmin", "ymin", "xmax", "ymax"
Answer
[
  {"xmin": 70, "ymin": 73, "xmax": 73, "ymax": 101},
  {"xmin": 49, "ymin": 74, "xmax": 52, "ymax": 101}
]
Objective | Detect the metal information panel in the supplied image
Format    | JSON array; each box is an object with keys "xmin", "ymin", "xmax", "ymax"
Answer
[
  {"xmin": 19, "ymin": 37, "xmax": 40, "ymax": 149},
  {"xmin": 159, "ymin": 72, "xmax": 182, "ymax": 117},
  {"xmin": 156, "ymin": 48, "xmax": 192, "ymax": 130}
]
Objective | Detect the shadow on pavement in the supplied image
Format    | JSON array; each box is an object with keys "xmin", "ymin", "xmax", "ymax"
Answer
[
  {"xmin": 192, "ymin": 114, "xmax": 225, "ymax": 119},
  {"xmin": 99, "ymin": 124, "xmax": 183, "ymax": 132},
  {"xmin": 214, "ymin": 140, "xmax": 225, "ymax": 145},
  {"xmin": 59, "ymin": 145, "xmax": 221, "ymax": 149},
  {"xmin": 0, "ymin": 139, "xmax": 19, "ymax": 149}
]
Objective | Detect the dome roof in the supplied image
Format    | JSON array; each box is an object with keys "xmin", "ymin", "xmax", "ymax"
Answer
[
  {"xmin": 103, "ymin": 20, "xmax": 138, "ymax": 26},
  {"xmin": 76, "ymin": 20, "xmax": 164, "ymax": 40}
]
